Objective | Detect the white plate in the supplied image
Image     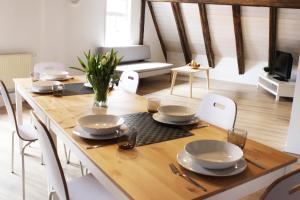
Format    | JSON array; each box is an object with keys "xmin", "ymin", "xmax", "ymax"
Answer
[
  {"xmin": 158, "ymin": 105, "xmax": 195, "ymax": 122},
  {"xmin": 84, "ymin": 82, "xmax": 92, "ymax": 88},
  {"xmin": 184, "ymin": 140, "xmax": 243, "ymax": 169},
  {"xmin": 177, "ymin": 150, "xmax": 247, "ymax": 177},
  {"xmin": 31, "ymin": 88, "xmax": 53, "ymax": 94},
  {"xmin": 152, "ymin": 113, "xmax": 199, "ymax": 125},
  {"xmin": 31, "ymin": 80, "xmax": 59, "ymax": 93},
  {"xmin": 40, "ymin": 75, "xmax": 72, "ymax": 81},
  {"xmin": 73, "ymin": 126, "xmax": 119, "ymax": 140},
  {"xmin": 77, "ymin": 115, "xmax": 124, "ymax": 136}
]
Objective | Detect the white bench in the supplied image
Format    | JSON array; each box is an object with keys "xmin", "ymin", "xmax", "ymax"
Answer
[{"xmin": 98, "ymin": 45, "xmax": 173, "ymax": 78}]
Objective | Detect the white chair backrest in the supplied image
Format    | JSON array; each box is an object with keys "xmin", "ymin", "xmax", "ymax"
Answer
[
  {"xmin": 261, "ymin": 169, "xmax": 300, "ymax": 200},
  {"xmin": 119, "ymin": 71, "xmax": 139, "ymax": 94},
  {"xmin": 0, "ymin": 80, "xmax": 19, "ymax": 133},
  {"xmin": 32, "ymin": 112, "xmax": 69, "ymax": 200},
  {"xmin": 196, "ymin": 93, "xmax": 237, "ymax": 130},
  {"xmin": 34, "ymin": 62, "xmax": 66, "ymax": 74}
]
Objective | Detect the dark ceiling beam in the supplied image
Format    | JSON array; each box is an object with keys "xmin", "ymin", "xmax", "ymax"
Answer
[
  {"xmin": 268, "ymin": 7, "xmax": 278, "ymax": 74},
  {"xmin": 139, "ymin": 0, "xmax": 146, "ymax": 45},
  {"xmin": 198, "ymin": 3, "xmax": 215, "ymax": 68},
  {"xmin": 232, "ymin": 5, "xmax": 245, "ymax": 74},
  {"xmin": 171, "ymin": 2, "xmax": 192, "ymax": 63},
  {"xmin": 147, "ymin": 1, "xmax": 168, "ymax": 61},
  {"xmin": 147, "ymin": 0, "xmax": 300, "ymax": 9}
]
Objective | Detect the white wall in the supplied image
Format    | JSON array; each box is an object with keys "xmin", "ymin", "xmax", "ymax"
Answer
[
  {"xmin": 143, "ymin": 3, "xmax": 300, "ymax": 85},
  {"xmin": 285, "ymin": 56, "xmax": 300, "ymax": 155},
  {"xmin": 0, "ymin": 0, "xmax": 42, "ymax": 62},
  {"xmin": 0, "ymin": 0, "xmax": 106, "ymax": 70}
]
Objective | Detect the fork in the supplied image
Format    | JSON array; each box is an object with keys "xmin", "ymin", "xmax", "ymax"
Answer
[
  {"xmin": 169, "ymin": 163, "xmax": 207, "ymax": 192},
  {"xmin": 86, "ymin": 144, "xmax": 104, "ymax": 150}
]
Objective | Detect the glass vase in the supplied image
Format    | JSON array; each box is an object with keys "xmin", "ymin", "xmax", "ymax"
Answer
[{"xmin": 93, "ymin": 87, "xmax": 109, "ymax": 108}]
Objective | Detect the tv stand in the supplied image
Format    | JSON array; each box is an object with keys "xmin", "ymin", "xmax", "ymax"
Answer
[
  {"xmin": 273, "ymin": 76, "xmax": 288, "ymax": 82},
  {"xmin": 257, "ymin": 73, "xmax": 295, "ymax": 101}
]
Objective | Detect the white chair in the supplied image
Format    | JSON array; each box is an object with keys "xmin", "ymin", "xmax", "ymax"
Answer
[
  {"xmin": 0, "ymin": 80, "xmax": 39, "ymax": 200},
  {"xmin": 31, "ymin": 112, "xmax": 116, "ymax": 200},
  {"xmin": 34, "ymin": 62, "xmax": 66, "ymax": 74},
  {"xmin": 119, "ymin": 71, "xmax": 139, "ymax": 94},
  {"xmin": 34, "ymin": 62, "xmax": 72, "ymax": 163},
  {"xmin": 196, "ymin": 93, "xmax": 237, "ymax": 130},
  {"xmin": 260, "ymin": 169, "xmax": 300, "ymax": 200}
]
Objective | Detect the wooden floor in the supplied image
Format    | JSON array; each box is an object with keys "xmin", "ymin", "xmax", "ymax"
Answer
[{"xmin": 0, "ymin": 75, "xmax": 298, "ymax": 200}]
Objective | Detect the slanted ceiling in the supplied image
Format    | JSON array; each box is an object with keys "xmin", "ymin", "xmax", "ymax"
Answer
[{"xmin": 140, "ymin": 0, "xmax": 300, "ymax": 75}]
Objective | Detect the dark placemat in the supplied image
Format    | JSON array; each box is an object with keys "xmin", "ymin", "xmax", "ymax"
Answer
[
  {"xmin": 121, "ymin": 112, "xmax": 193, "ymax": 146},
  {"xmin": 63, "ymin": 83, "xmax": 94, "ymax": 96}
]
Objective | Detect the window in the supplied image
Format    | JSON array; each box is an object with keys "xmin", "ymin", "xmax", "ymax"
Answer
[{"xmin": 105, "ymin": 0, "xmax": 131, "ymax": 46}]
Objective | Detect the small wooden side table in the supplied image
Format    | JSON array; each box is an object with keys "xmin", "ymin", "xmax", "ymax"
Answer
[{"xmin": 170, "ymin": 66, "xmax": 211, "ymax": 98}]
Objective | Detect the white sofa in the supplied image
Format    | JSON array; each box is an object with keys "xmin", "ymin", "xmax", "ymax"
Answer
[{"xmin": 98, "ymin": 45, "xmax": 173, "ymax": 78}]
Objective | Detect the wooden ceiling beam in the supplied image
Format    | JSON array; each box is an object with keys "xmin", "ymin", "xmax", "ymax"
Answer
[
  {"xmin": 147, "ymin": 1, "xmax": 168, "ymax": 61},
  {"xmin": 171, "ymin": 2, "xmax": 192, "ymax": 63},
  {"xmin": 139, "ymin": 0, "xmax": 146, "ymax": 45},
  {"xmin": 268, "ymin": 7, "xmax": 278, "ymax": 73},
  {"xmin": 198, "ymin": 3, "xmax": 215, "ymax": 68},
  {"xmin": 232, "ymin": 5, "xmax": 245, "ymax": 74},
  {"xmin": 147, "ymin": 0, "xmax": 300, "ymax": 9}
]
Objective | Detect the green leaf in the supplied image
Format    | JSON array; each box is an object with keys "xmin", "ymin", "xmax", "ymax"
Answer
[{"xmin": 69, "ymin": 66, "xmax": 86, "ymax": 72}]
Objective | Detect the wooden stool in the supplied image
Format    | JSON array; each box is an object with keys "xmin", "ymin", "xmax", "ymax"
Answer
[{"xmin": 170, "ymin": 66, "xmax": 211, "ymax": 98}]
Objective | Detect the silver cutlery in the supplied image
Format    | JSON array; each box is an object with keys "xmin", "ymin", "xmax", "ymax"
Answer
[
  {"xmin": 86, "ymin": 145, "xmax": 104, "ymax": 150},
  {"xmin": 169, "ymin": 163, "xmax": 207, "ymax": 192},
  {"xmin": 195, "ymin": 124, "xmax": 210, "ymax": 129},
  {"xmin": 184, "ymin": 123, "xmax": 210, "ymax": 131}
]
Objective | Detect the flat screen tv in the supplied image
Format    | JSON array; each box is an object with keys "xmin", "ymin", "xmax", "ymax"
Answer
[{"xmin": 273, "ymin": 50, "xmax": 293, "ymax": 81}]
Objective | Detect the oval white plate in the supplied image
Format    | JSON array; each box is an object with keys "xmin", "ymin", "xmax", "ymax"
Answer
[
  {"xmin": 31, "ymin": 81, "xmax": 60, "ymax": 93},
  {"xmin": 73, "ymin": 126, "xmax": 119, "ymax": 140},
  {"xmin": 31, "ymin": 88, "xmax": 53, "ymax": 94},
  {"xmin": 177, "ymin": 150, "xmax": 247, "ymax": 177},
  {"xmin": 40, "ymin": 75, "xmax": 72, "ymax": 81},
  {"xmin": 84, "ymin": 82, "xmax": 92, "ymax": 88},
  {"xmin": 152, "ymin": 113, "xmax": 199, "ymax": 125},
  {"xmin": 184, "ymin": 140, "xmax": 243, "ymax": 170},
  {"xmin": 78, "ymin": 115, "xmax": 124, "ymax": 136},
  {"xmin": 158, "ymin": 105, "xmax": 195, "ymax": 122}
]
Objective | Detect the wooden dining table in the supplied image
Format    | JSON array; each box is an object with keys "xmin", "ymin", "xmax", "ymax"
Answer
[{"xmin": 14, "ymin": 76, "xmax": 297, "ymax": 200}]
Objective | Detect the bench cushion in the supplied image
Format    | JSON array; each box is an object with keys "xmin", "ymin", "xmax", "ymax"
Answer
[{"xmin": 116, "ymin": 62, "xmax": 173, "ymax": 73}]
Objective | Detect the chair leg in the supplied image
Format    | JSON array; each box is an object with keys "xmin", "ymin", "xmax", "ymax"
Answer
[
  {"xmin": 11, "ymin": 131, "xmax": 15, "ymax": 173},
  {"xmin": 63, "ymin": 144, "xmax": 70, "ymax": 164},
  {"xmin": 67, "ymin": 149, "xmax": 71, "ymax": 164},
  {"xmin": 22, "ymin": 142, "xmax": 32, "ymax": 200},
  {"xmin": 48, "ymin": 191, "xmax": 55, "ymax": 200},
  {"xmin": 41, "ymin": 153, "xmax": 44, "ymax": 165},
  {"xmin": 79, "ymin": 161, "xmax": 84, "ymax": 176}
]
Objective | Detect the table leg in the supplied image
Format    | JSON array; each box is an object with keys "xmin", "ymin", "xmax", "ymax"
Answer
[
  {"xmin": 206, "ymin": 70, "xmax": 210, "ymax": 89},
  {"xmin": 189, "ymin": 73, "xmax": 193, "ymax": 98},
  {"xmin": 170, "ymin": 71, "xmax": 177, "ymax": 95},
  {"xmin": 15, "ymin": 86, "xmax": 24, "ymax": 153}
]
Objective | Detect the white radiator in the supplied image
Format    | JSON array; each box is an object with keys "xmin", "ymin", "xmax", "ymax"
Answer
[{"xmin": 0, "ymin": 54, "xmax": 32, "ymax": 91}]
